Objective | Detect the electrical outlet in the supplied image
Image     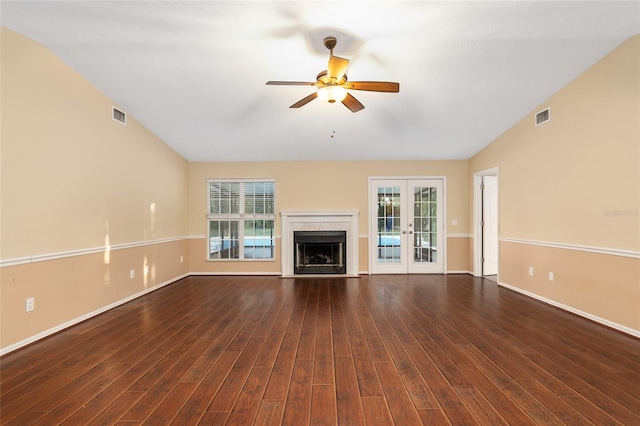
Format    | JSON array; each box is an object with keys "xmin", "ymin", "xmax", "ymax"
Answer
[
  {"xmin": 549, "ymin": 272, "xmax": 554, "ymax": 282},
  {"xmin": 528, "ymin": 267, "xmax": 534, "ymax": 277},
  {"xmin": 451, "ymin": 219, "xmax": 458, "ymax": 226},
  {"xmin": 180, "ymin": 255, "xmax": 184, "ymax": 263},
  {"xmin": 26, "ymin": 297, "xmax": 35, "ymax": 312},
  {"xmin": 130, "ymin": 269, "xmax": 135, "ymax": 279}
]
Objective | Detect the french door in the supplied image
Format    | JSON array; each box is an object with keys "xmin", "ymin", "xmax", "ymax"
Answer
[{"xmin": 370, "ymin": 179, "xmax": 444, "ymax": 274}]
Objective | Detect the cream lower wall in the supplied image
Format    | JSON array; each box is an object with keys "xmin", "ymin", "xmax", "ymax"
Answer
[
  {"xmin": 447, "ymin": 236, "xmax": 472, "ymax": 273},
  {"xmin": 499, "ymin": 241, "xmax": 639, "ymax": 333},
  {"xmin": 0, "ymin": 239, "xmax": 189, "ymax": 352}
]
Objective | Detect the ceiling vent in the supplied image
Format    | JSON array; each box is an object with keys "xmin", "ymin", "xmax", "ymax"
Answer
[
  {"xmin": 535, "ymin": 107, "xmax": 550, "ymax": 126},
  {"xmin": 112, "ymin": 106, "xmax": 126, "ymax": 125}
]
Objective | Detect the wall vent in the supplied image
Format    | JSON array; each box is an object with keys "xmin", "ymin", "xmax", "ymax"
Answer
[
  {"xmin": 535, "ymin": 107, "xmax": 550, "ymax": 126},
  {"xmin": 112, "ymin": 106, "xmax": 126, "ymax": 125}
]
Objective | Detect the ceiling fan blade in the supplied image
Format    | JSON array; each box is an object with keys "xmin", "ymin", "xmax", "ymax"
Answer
[
  {"xmin": 327, "ymin": 56, "xmax": 349, "ymax": 82},
  {"xmin": 342, "ymin": 93, "xmax": 365, "ymax": 113},
  {"xmin": 290, "ymin": 92, "xmax": 318, "ymax": 108},
  {"xmin": 266, "ymin": 81, "xmax": 316, "ymax": 86},
  {"xmin": 344, "ymin": 81, "xmax": 400, "ymax": 92}
]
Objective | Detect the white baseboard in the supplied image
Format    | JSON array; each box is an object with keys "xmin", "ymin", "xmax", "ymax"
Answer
[
  {"xmin": 189, "ymin": 272, "xmax": 281, "ymax": 276},
  {"xmin": 498, "ymin": 281, "xmax": 640, "ymax": 339},
  {"xmin": 0, "ymin": 273, "xmax": 189, "ymax": 356}
]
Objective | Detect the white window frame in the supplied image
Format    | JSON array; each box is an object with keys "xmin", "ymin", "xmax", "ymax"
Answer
[{"xmin": 206, "ymin": 178, "xmax": 276, "ymax": 261}]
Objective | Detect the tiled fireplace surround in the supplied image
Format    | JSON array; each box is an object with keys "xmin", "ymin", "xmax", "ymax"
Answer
[{"xmin": 280, "ymin": 210, "xmax": 359, "ymax": 277}]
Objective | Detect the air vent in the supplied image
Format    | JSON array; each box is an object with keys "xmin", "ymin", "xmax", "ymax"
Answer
[
  {"xmin": 535, "ymin": 107, "xmax": 550, "ymax": 126},
  {"xmin": 112, "ymin": 106, "xmax": 126, "ymax": 125}
]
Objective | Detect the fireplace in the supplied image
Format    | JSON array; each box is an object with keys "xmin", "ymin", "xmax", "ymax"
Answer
[
  {"xmin": 294, "ymin": 231, "xmax": 346, "ymax": 274},
  {"xmin": 280, "ymin": 210, "xmax": 359, "ymax": 277}
]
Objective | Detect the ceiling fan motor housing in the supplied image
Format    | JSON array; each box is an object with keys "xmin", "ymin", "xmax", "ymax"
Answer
[
  {"xmin": 316, "ymin": 70, "xmax": 348, "ymax": 85},
  {"xmin": 323, "ymin": 36, "xmax": 337, "ymax": 52}
]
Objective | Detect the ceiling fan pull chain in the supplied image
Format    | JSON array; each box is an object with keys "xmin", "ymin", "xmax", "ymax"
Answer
[{"xmin": 330, "ymin": 108, "xmax": 336, "ymax": 139}]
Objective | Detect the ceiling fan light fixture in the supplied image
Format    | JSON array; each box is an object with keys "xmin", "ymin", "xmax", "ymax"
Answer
[
  {"xmin": 317, "ymin": 86, "xmax": 348, "ymax": 103},
  {"xmin": 266, "ymin": 36, "xmax": 398, "ymax": 112}
]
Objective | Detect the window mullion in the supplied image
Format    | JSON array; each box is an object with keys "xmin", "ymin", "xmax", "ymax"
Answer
[
  {"xmin": 239, "ymin": 182, "xmax": 246, "ymax": 216},
  {"xmin": 238, "ymin": 219, "xmax": 245, "ymax": 259}
]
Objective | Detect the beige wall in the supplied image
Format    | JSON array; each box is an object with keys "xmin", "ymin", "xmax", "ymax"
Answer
[
  {"xmin": 188, "ymin": 160, "xmax": 470, "ymax": 274},
  {"xmin": 470, "ymin": 35, "xmax": 639, "ymax": 250},
  {"xmin": 2, "ymin": 27, "xmax": 638, "ymax": 352},
  {"xmin": 1, "ymin": 28, "xmax": 188, "ymax": 258},
  {"xmin": 469, "ymin": 35, "xmax": 640, "ymax": 331},
  {"xmin": 1, "ymin": 28, "xmax": 189, "ymax": 351}
]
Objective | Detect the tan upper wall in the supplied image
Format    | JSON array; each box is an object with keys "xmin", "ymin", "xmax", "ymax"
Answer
[
  {"xmin": 188, "ymin": 160, "xmax": 469, "ymax": 237},
  {"xmin": 470, "ymin": 34, "xmax": 640, "ymax": 251},
  {"xmin": 1, "ymin": 28, "xmax": 189, "ymax": 259},
  {"xmin": 188, "ymin": 160, "xmax": 469, "ymax": 273}
]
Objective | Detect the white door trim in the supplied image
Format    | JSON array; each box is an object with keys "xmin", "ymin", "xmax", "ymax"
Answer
[
  {"xmin": 482, "ymin": 176, "xmax": 498, "ymax": 275},
  {"xmin": 473, "ymin": 167, "xmax": 499, "ymax": 277}
]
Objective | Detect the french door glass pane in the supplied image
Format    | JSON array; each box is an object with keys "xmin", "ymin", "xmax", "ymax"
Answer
[
  {"xmin": 413, "ymin": 186, "xmax": 437, "ymax": 263},
  {"xmin": 376, "ymin": 187, "xmax": 401, "ymax": 263}
]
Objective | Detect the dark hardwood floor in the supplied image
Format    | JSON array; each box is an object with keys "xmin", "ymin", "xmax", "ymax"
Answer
[{"xmin": 1, "ymin": 274, "xmax": 639, "ymax": 425}]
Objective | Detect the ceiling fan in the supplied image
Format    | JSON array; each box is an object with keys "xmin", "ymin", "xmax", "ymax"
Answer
[{"xmin": 266, "ymin": 36, "xmax": 399, "ymax": 113}]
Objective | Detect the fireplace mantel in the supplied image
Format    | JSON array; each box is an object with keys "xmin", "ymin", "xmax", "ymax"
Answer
[{"xmin": 280, "ymin": 210, "xmax": 359, "ymax": 277}]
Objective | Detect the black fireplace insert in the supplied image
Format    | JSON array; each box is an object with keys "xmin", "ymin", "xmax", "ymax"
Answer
[{"xmin": 294, "ymin": 231, "xmax": 346, "ymax": 274}]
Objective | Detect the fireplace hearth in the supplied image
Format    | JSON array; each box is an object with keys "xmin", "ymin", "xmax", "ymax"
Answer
[{"xmin": 294, "ymin": 231, "xmax": 346, "ymax": 274}]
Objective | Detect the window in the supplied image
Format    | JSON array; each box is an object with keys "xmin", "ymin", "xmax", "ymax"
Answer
[{"xmin": 207, "ymin": 179, "xmax": 275, "ymax": 260}]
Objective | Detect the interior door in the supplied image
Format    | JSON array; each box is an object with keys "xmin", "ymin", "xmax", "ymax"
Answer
[
  {"xmin": 482, "ymin": 175, "xmax": 498, "ymax": 275},
  {"xmin": 370, "ymin": 179, "xmax": 444, "ymax": 274}
]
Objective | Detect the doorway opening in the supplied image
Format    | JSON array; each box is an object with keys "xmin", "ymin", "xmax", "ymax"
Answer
[{"xmin": 473, "ymin": 168, "xmax": 499, "ymax": 279}]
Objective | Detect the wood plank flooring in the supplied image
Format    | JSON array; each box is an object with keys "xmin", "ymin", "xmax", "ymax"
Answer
[{"xmin": 1, "ymin": 274, "xmax": 639, "ymax": 425}]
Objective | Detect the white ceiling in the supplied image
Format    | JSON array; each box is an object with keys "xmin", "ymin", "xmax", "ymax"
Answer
[{"xmin": 2, "ymin": 1, "xmax": 639, "ymax": 162}]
